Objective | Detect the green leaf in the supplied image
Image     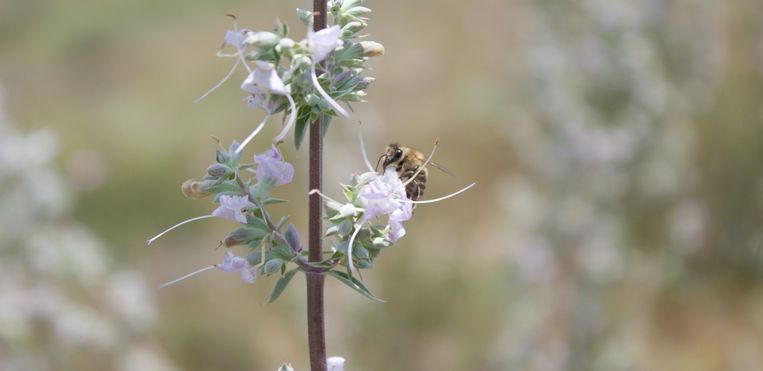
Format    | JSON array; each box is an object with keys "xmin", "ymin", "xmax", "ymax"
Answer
[
  {"xmin": 326, "ymin": 270, "xmax": 385, "ymax": 302},
  {"xmin": 249, "ymin": 179, "xmax": 275, "ymax": 203},
  {"xmin": 268, "ymin": 269, "xmax": 299, "ymax": 303},
  {"xmin": 263, "ymin": 197, "xmax": 288, "ymax": 205},
  {"xmin": 321, "ymin": 114, "xmax": 332, "ymax": 138},
  {"xmin": 334, "ymin": 44, "xmax": 364, "ymax": 65},
  {"xmin": 206, "ymin": 180, "xmax": 240, "ymax": 195},
  {"xmin": 273, "ymin": 18, "xmax": 288, "ymax": 37},
  {"xmin": 293, "ymin": 105, "xmax": 312, "ymax": 149},
  {"xmin": 275, "ymin": 215, "xmax": 289, "ymax": 230}
]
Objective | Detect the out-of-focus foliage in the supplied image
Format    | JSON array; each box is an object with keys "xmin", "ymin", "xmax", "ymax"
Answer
[
  {"xmin": 1, "ymin": 0, "xmax": 763, "ymax": 370},
  {"xmin": 0, "ymin": 90, "xmax": 178, "ymax": 371}
]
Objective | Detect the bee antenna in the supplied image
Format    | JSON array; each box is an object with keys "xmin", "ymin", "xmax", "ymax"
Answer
[{"xmin": 375, "ymin": 154, "xmax": 386, "ymax": 172}]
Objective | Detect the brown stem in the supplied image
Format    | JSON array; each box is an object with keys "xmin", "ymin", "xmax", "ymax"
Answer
[{"xmin": 306, "ymin": 1, "xmax": 328, "ymax": 371}]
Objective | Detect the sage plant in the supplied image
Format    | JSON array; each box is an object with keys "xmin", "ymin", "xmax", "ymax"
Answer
[{"xmin": 147, "ymin": 1, "xmax": 472, "ymax": 370}]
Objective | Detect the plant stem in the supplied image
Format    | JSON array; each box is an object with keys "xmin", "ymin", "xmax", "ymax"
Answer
[{"xmin": 307, "ymin": 1, "xmax": 327, "ymax": 370}]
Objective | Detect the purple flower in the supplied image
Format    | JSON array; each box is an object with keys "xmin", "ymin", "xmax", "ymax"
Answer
[
  {"xmin": 216, "ymin": 251, "xmax": 257, "ymax": 284},
  {"xmin": 224, "ymin": 29, "xmax": 250, "ymax": 49},
  {"xmin": 254, "ymin": 146, "xmax": 294, "ymax": 186},
  {"xmin": 212, "ymin": 195, "xmax": 249, "ymax": 224},
  {"xmin": 358, "ymin": 168, "xmax": 407, "ymax": 222},
  {"xmin": 388, "ymin": 202, "xmax": 413, "ymax": 242}
]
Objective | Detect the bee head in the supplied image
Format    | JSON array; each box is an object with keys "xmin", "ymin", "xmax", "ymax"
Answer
[{"xmin": 378, "ymin": 143, "xmax": 405, "ymax": 171}]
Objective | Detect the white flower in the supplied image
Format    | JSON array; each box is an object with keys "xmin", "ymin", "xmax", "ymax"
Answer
[
  {"xmin": 327, "ymin": 356, "xmax": 346, "ymax": 371},
  {"xmin": 212, "ymin": 195, "xmax": 249, "ymax": 224},
  {"xmin": 239, "ymin": 62, "xmax": 297, "ymax": 145},
  {"xmin": 241, "ymin": 61, "xmax": 288, "ymax": 95},
  {"xmin": 307, "ymin": 25, "xmax": 342, "ymax": 63}
]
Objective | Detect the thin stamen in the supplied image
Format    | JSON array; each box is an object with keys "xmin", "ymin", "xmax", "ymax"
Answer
[
  {"xmin": 158, "ymin": 265, "xmax": 216, "ymax": 289},
  {"xmin": 403, "ymin": 139, "xmax": 439, "ymax": 187},
  {"xmin": 235, "ymin": 113, "xmax": 270, "ymax": 155},
  {"xmin": 272, "ymin": 94, "xmax": 297, "ymax": 143},
  {"xmin": 403, "ymin": 182, "xmax": 476, "ymax": 205},
  {"xmin": 310, "ymin": 64, "xmax": 349, "ymax": 118},
  {"xmin": 346, "ymin": 222, "xmax": 363, "ymax": 274},
  {"xmin": 357, "ymin": 122, "xmax": 374, "ymax": 172},
  {"xmin": 308, "ymin": 188, "xmax": 346, "ymax": 206},
  {"xmin": 194, "ymin": 59, "xmax": 241, "ymax": 103},
  {"xmin": 229, "ymin": 15, "xmax": 252, "ymax": 74},
  {"xmin": 146, "ymin": 215, "xmax": 216, "ymax": 246}
]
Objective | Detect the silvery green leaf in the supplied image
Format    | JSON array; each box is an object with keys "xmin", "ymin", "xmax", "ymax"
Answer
[
  {"xmin": 293, "ymin": 105, "xmax": 312, "ymax": 149},
  {"xmin": 273, "ymin": 18, "xmax": 288, "ymax": 37},
  {"xmin": 334, "ymin": 240, "xmax": 348, "ymax": 253},
  {"xmin": 205, "ymin": 179, "xmax": 240, "ymax": 195},
  {"xmin": 248, "ymin": 250, "xmax": 262, "ymax": 265},
  {"xmin": 325, "ymin": 224, "xmax": 339, "ymax": 237},
  {"xmin": 345, "ymin": 6, "xmax": 371, "ymax": 17},
  {"xmin": 275, "ymin": 215, "xmax": 289, "ymax": 230},
  {"xmin": 340, "ymin": 0, "xmax": 363, "ymax": 12},
  {"xmin": 353, "ymin": 245, "xmax": 369, "ymax": 260},
  {"xmin": 296, "ymin": 8, "xmax": 313, "ymax": 26},
  {"xmin": 268, "ymin": 269, "xmax": 298, "ymax": 304},
  {"xmin": 333, "ymin": 44, "xmax": 363, "ymax": 64},
  {"xmin": 327, "ymin": 270, "xmax": 384, "ymax": 302},
  {"xmin": 337, "ymin": 219, "xmax": 353, "ymax": 236},
  {"xmin": 263, "ymin": 197, "xmax": 288, "ymax": 205},
  {"xmin": 249, "ymin": 179, "xmax": 274, "ymax": 203},
  {"xmin": 372, "ymin": 236, "xmax": 391, "ymax": 248}
]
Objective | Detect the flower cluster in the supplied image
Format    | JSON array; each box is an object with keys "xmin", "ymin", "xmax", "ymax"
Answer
[
  {"xmin": 149, "ymin": 1, "xmax": 473, "ymax": 304},
  {"xmin": 149, "ymin": 142, "xmax": 304, "ymax": 297},
  {"xmin": 311, "ymin": 128, "xmax": 475, "ymax": 286},
  {"xmin": 198, "ymin": 0, "xmax": 383, "ymax": 150}
]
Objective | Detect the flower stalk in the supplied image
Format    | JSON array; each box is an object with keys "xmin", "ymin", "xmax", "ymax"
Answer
[{"xmin": 307, "ymin": 3, "xmax": 328, "ymax": 371}]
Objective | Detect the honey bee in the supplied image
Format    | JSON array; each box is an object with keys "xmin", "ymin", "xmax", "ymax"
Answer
[{"xmin": 378, "ymin": 143, "xmax": 451, "ymax": 201}]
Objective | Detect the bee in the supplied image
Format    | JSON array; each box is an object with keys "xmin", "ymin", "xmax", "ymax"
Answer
[{"xmin": 378, "ymin": 143, "xmax": 452, "ymax": 201}]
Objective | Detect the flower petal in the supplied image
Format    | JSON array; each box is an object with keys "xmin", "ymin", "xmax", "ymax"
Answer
[{"xmin": 308, "ymin": 25, "xmax": 342, "ymax": 63}]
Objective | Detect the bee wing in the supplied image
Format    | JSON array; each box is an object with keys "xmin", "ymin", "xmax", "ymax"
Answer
[{"xmin": 430, "ymin": 161, "xmax": 456, "ymax": 177}]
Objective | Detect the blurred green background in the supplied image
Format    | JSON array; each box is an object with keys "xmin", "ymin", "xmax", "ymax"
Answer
[{"xmin": 2, "ymin": 0, "xmax": 763, "ymax": 370}]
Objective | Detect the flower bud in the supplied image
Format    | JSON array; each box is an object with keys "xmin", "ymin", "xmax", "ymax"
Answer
[
  {"xmin": 243, "ymin": 31, "xmax": 279, "ymax": 48},
  {"xmin": 291, "ymin": 54, "xmax": 313, "ymax": 68},
  {"xmin": 223, "ymin": 226, "xmax": 268, "ymax": 247},
  {"xmin": 181, "ymin": 179, "xmax": 213, "ymax": 199},
  {"xmin": 275, "ymin": 37, "xmax": 295, "ymax": 55},
  {"xmin": 359, "ymin": 41, "xmax": 384, "ymax": 57},
  {"xmin": 263, "ymin": 258, "xmax": 283, "ymax": 274},
  {"xmin": 355, "ymin": 76, "xmax": 375, "ymax": 90},
  {"xmin": 305, "ymin": 93, "xmax": 322, "ymax": 107},
  {"xmin": 341, "ymin": 21, "xmax": 366, "ymax": 37},
  {"xmin": 206, "ymin": 163, "xmax": 231, "ymax": 178},
  {"xmin": 344, "ymin": 6, "xmax": 371, "ymax": 17}
]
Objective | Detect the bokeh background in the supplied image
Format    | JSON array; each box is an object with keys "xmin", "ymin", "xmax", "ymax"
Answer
[{"xmin": 2, "ymin": 0, "xmax": 763, "ymax": 370}]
